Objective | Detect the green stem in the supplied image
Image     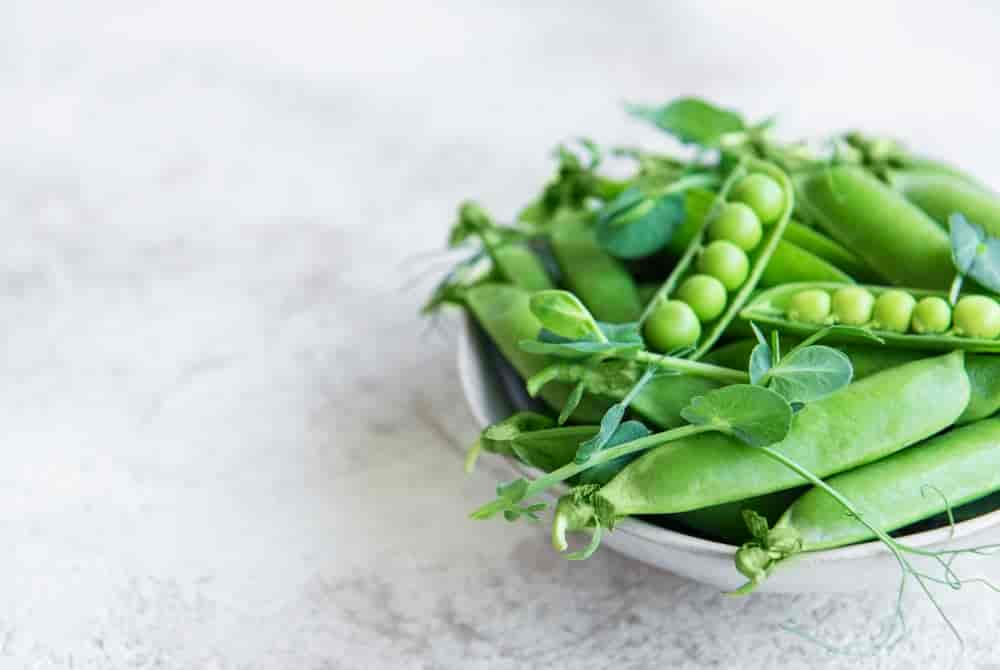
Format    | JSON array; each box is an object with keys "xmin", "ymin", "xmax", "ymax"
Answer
[
  {"xmin": 523, "ymin": 423, "xmax": 714, "ymax": 498},
  {"xmin": 633, "ymin": 351, "xmax": 749, "ymax": 384},
  {"xmin": 471, "ymin": 424, "xmax": 717, "ymax": 520},
  {"xmin": 756, "ymin": 445, "xmax": 963, "ymax": 643}
]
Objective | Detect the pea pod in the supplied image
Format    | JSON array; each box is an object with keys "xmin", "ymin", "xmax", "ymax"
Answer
[
  {"xmin": 549, "ymin": 212, "xmax": 642, "ymax": 323},
  {"xmin": 582, "ymin": 352, "xmax": 969, "ymax": 517},
  {"xmin": 742, "ymin": 282, "xmax": 1000, "ymax": 353},
  {"xmin": 795, "ymin": 165, "xmax": 954, "ymax": 289},
  {"xmin": 667, "ymin": 488, "xmax": 804, "ymax": 545},
  {"xmin": 758, "ymin": 241, "xmax": 854, "ymax": 288},
  {"xmin": 781, "ymin": 220, "xmax": 879, "ymax": 281},
  {"xmin": 493, "ymin": 243, "xmax": 554, "ymax": 292},
  {"xmin": 890, "ymin": 171, "xmax": 1000, "ymax": 239},
  {"xmin": 464, "ymin": 283, "xmax": 611, "ymax": 422},
  {"xmin": 645, "ymin": 158, "xmax": 794, "ymax": 359},
  {"xmin": 704, "ymin": 337, "xmax": 1000, "ymax": 425},
  {"xmin": 773, "ymin": 418, "xmax": 1000, "ymax": 552}
]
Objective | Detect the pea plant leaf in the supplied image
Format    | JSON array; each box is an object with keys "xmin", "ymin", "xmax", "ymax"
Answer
[
  {"xmin": 748, "ymin": 322, "xmax": 772, "ymax": 385},
  {"xmin": 596, "ymin": 321, "xmax": 643, "ymax": 345},
  {"xmin": 576, "ymin": 420, "xmax": 651, "ymax": 486},
  {"xmin": 470, "ymin": 477, "xmax": 536, "ymax": 521},
  {"xmin": 680, "ymin": 384, "xmax": 792, "ymax": 448},
  {"xmin": 481, "ymin": 411, "xmax": 557, "ymax": 455},
  {"xmin": 950, "ymin": 212, "xmax": 1000, "ymax": 294},
  {"xmin": 519, "ymin": 320, "xmax": 644, "ymax": 360},
  {"xmin": 595, "ymin": 190, "xmax": 686, "ymax": 259},
  {"xmin": 574, "ymin": 366, "xmax": 657, "ymax": 464},
  {"xmin": 529, "ymin": 290, "xmax": 604, "ymax": 341},
  {"xmin": 519, "ymin": 330, "xmax": 644, "ymax": 359},
  {"xmin": 625, "ymin": 97, "xmax": 746, "ymax": 147},
  {"xmin": 765, "ymin": 345, "xmax": 853, "ymax": 404}
]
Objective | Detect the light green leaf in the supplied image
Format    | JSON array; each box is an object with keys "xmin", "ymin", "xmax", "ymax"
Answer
[
  {"xmin": 626, "ymin": 98, "xmax": 746, "ymax": 146},
  {"xmin": 529, "ymin": 290, "xmax": 603, "ymax": 341},
  {"xmin": 767, "ymin": 346, "xmax": 853, "ymax": 404},
  {"xmin": 680, "ymin": 384, "xmax": 792, "ymax": 447}
]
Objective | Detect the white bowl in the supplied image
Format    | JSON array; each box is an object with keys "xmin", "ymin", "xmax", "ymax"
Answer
[{"xmin": 457, "ymin": 315, "xmax": 1000, "ymax": 593}]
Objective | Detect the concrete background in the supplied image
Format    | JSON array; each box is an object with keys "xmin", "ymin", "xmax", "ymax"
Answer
[{"xmin": 4, "ymin": 1, "xmax": 1000, "ymax": 667}]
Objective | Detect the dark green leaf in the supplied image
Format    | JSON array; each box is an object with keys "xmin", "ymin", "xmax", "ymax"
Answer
[
  {"xmin": 767, "ymin": 345, "xmax": 853, "ymax": 404},
  {"xmin": 575, "ymin": 404, "xmax": 626, "ymax": 464},
  {"xmin": 574, "ymin": 367, "xmax": 657, "ymax": 463},
  {"xmin": 681, "ymin": 384, "xmax": 792, "ymax": 447},
  {"xmin": 529, "ymin": 290, "xmax": 603, "ymax": 340},
  {"xmin": 597, "ymin": 186, "xmax": 646, "ymax": 225},
  {"xmin": 596, "ymin": 192, "xmax": 686, "ymax": 259},
  {"xmin": 626, "ymin": 98, "xmax": 746, "ymax": 147},
  {"xmin": 576, "ymin": 420, "xmax": 651, "ymax": 486},
  {"xmin": 511, "ymin": 426, "xmax": 598, "ymax": 472}
]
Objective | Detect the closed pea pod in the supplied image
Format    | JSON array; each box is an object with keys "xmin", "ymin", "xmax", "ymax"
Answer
[
  {"xmin": 891, "ymin": 171, "xmax": 1000, "ymax": 239},
  {"xmin": 556, "ymin": 352, "xmax": 969, "ymax": 526},
  {"xmin": 781, "ymin": 220, "xmax": 880, "ymax": 281},
  {"xmin": 492, "ymin": 244, "xmax": 554, "ymax": 292},
  {"xmin": 549, "ymin": 213, "xmax": 642, "ymax": 323},
  {"xmin": 796, "ymin": 165, "xmax": 955, "ymax": 289},
  {"xmin": 758, "ymin": 241, "xmax": 855, "ymax": 288},
  {"xmin": 769, "ymin": 418, "xmax": 1000, "ymax": 553},
  {"xmin": 464, "ymin": 283, "xmax": 611, "ymax": 422}
]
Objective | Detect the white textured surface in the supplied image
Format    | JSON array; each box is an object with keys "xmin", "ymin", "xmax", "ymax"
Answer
[{"xmin": 5, "ymin": 1, "xmax": 1000, "ymax": 667}]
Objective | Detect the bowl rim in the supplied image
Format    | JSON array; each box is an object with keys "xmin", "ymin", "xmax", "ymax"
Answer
[{"xmin": 457, "ymin": 313, "xmax": 1000, "ymax": 563}]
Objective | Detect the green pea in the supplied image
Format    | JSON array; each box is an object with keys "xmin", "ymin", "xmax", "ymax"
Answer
[
  {"xmin": 954, "ymin": 295, "xmax": 1000, "ymax": 339},
  {"xmin": 731, "ymin": 173, "xmax": 784, "ymax": 225},
  {"xmin": 831, "ymin": 287, "xmax": 874, "ymax": 326},
  {"xmin": 911, "ymin": 296, "xmax": 952, "ymax": 334},
  {"xmin": 644, "ymin": 299, "xmax": 702, "ymax": 352},
  {"xmin": 708, "ymin": 203, "xmax": 762, "ymax": 251},
  {"xmin": 675, "ymin": 274, "xmax": 727, "ymax": 322},
  {"xmin": 697, "ymin": 241, "xmax": 750, "ymax": 291},
  {"xmin": 873, "ymin": 290, "xmax": 916, "ymax": 332},
  {"xmin": 787, "ymin": 289, "xmax": 831, "ymax": 324}
]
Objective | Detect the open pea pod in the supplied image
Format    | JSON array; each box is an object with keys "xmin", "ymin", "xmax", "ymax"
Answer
[
  {"xmin": 742, "ymin": 281, "xmax": 1000, "ymax": 352},
  {"xmin": 643, "ymin": 157, "xmax": 794, "ymax": 359}
]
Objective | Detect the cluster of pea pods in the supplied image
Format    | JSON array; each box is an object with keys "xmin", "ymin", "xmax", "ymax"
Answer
[{"xmin": 429, "ymin": 109, "xmax": 1000, "ymax": 600}]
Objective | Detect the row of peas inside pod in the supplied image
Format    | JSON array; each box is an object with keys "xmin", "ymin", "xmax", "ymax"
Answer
[
  {"xmin": 644, "ymin": 171, "xmax": 785, "ymax": 352},
  {"xmin": 786, "ymin": 285, "xmax": 1000, "ymax": 338}
]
